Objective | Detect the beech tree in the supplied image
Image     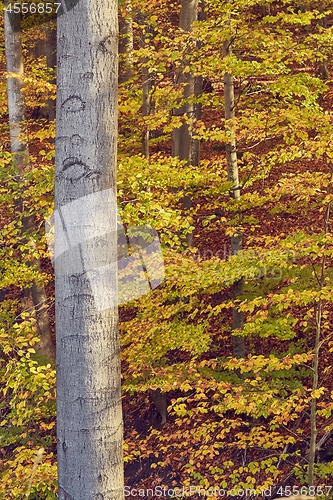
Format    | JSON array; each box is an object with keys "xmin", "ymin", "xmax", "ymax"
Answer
[
  {"xmin": 117, "ymin": 0, "xmax": 333, "ymax": 491},
  {"xmin": 172, "ymin": 0, "xmax": 200, "ymax": 166},
  {"xmin": 223, "ymin": 38, "xmax": 245, "ymax": 359},
  {"xmin": 140, "ymin": 14, "xmax": 153, "ymax": 160},
  {"xmin": 28, "ymin": 20, "xmax": 57, "ymax": 120},
  {"xmin": 119, "ymin": 2, "xmax": 134, "ymax": 85},
  {"xmin": 4, "ymin": 3, "xmax": 55, "ymax": 360},
  {"xmin": 4, "ymin": 0, "xmax": 333, "ymax": 495},
  {"xmin": 55, "ymin": 0, "xmax": 124, "ymax": 498}
]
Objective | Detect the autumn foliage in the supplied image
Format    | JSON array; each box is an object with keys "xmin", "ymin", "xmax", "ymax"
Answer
[{"xmin": 1, "ymin": 0, "xmax": 333, "ymax": 498}]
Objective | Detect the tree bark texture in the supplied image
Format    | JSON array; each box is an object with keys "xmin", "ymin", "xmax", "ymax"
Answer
[
  {"xmin": 172, "ymin": 0, "xmax": 201, "ymax": 167},
  {"xmin": 55, "ymin": 0, "xmax": 124, "ymax": 498},
  {"xmin": 172, "ymin": 0, "xmax": 202, "ymax": 248}
]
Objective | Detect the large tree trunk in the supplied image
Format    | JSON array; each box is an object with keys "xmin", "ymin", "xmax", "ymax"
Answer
[
  {"xmin": 55, "ymin": 0, "xmax": 124, "ymax": 498},
  {"xmin": 223, "ymin": 40, "xmax": 246, "ymax": 359},
  {"xmin": 172, "ymin": 0, "xmax": 201, "ymax": 166},
  {"xmin": 4, "ymin": 5, "xmax": 55, "ymax": 360}
]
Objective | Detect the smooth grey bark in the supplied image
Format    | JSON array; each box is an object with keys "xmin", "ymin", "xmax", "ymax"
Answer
[
  {"xmin": 223, "ymin": 40, "xmax": 246, "ymax": 359},
  {"xmin": 172, "ymin": 0, "xmax": 201, "ymax": 167},
  {"xmin": 172, "ymin": 0, "xmax": 202, "ymax": 248},
  {"xmin": 4, "ymin": 6, "xmax": 55, "ymax": 360},
  {"xmin": 55, "ymin": 1, "xmax": 124, "ymax": 499}
]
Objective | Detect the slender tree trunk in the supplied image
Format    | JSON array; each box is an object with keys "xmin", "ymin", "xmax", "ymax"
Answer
[
  {"xmin": 55, "ymin": 0, "xmax": 124, "ymax": 498},
  {"xmin": 308, "ymin": 197, "xmax": 331, "ymax": 484},
  {"xmin": 261, "ymin": 4, "xmax": 271, "ymax": 16},
  {"xmin": 44, "ymin": 22, "xmax": 57, "ymax": 120},
  {"xmin": 223, "ymin": 40, "xmax": 246, "ymax": 359},
  {"xmin": 318, "ymin": 8, "xmax": 329, "ymax": 80},
  {"xmin": 172, "ymin": 0, "xmax": 202, "ymax": 247},
  {"xmin": 142, "ymin": 64, "xmax": 151, "ymax": 159},
  {"xmin": 308, "ymin": 301, "xmax": 321, "ymax": 485},
  {"xmin": 119, "ymin": 3, "xmax": 134, "ymax": 84},
  {"xmin": 137, "ymin": 12, "xmax": 154, "ymax": 160},
  {"xmin": 4, "ymin": 4, "xmax": 55, "ymax": 360},
  {"xmin": 28, "ymin": 21, "xmax": 57, "ymax": 119},
  {"xmin": 172, "ymin": 0, "xmax": 201, "ymax": 166}
]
